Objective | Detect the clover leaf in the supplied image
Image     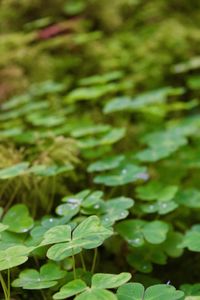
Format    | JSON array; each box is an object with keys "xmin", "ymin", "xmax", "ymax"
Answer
[
  {"xmin": 136, "ymin": 147, "xmax": 173, "ymax": 162},
  {"xmin": 75, "ymin": 288, "xmax": 117, "ymax": 300},
  {"xmin": 127, "ymin": 245, "xmax": 167, "ymax": 273},
  {"xmin": 180, "ymin": 283, "xmax": 200, "ymax": 298},
  {"xmin": 126, "ymin": 231, "xmax": 183, "ymax": 273},
  {"xmin": 30, "ymin": 216, "xmax": 70, "ymax": 245},
  {"xmin": 117, "ymin": 282, "xmax": 184, "ymax": 300},
  {"xmin": 0, "ymin": 245, "xmax": 33, "ymax": 271},
  {"xmin": 142, "ymin": 221, "xmax": 169, "ymax": 244},
  {"xmin": 87, "ymin": 155, "xmax": 125, "ymax": 172},
  {"xmin": 42, "ymin": 216, "xmax": 113, "ymax": 261},
  {"xmin": 136, "ymin": 129, "xmax": 188, "ymax": 162},
  {"xmin": 2, "ymin": 204, "xmax": 34, "ymax": 233},
  {"xmin": 40, "ymin": 225, "xmax": 72, "ymax": 246},
  {"xmin": 116, "ymin": 220, "xmax": 169, "ymax": 246},
  {"xmin": 53, "ymin": 272, "xmax": 131, "ymax": 299},
  {"xmin": 56, "ymin": 191, "xmax": 134, "ymax": 226},
  {"xmin": 12, "ymin": 262, "xmax": 66, "ymax": 289},
  {"xmin": 181, "ymin": 225, "xmax": 200, "ymax": 252},
  {"xmin": 140, "ymin": 201, "xmax": 178, "ymax": 215},
  {"xmin": 53, "ymin": 279, "xmax": 87, "ymax": 299},
  {"xmin": 136, "ymin": 182, "xmax": 178, "ymax": 202},
  {"xmin": 56, "ymin": 190, "xmax": 104, "ymax": 219},
  {"xmin": 103, "ymin": 87, "xmax": 172, "ymax": 114},
  {"xmin": 94, "ymin": 164, "xmax": 148, "ymax": 186},
  {"xmin": 0, "ymin": 162, "xmax": 29, "ymax": 179},
  {"xmin": 78, "ymin": 128, "xmax": 125, "ymax": 149},
  {"xmin": 101, "ymin": 197, "xmax": 134, "ymax": 226},
  {"xmin": 174, "ymin": 189, "xmax": 200, "ymax": 208},
  {"xmin": 0, "ymin": 223, "xmax": 8, "ymax": 237},
  {"xmin": 91, "ymin": 273, "xmax": 131, "ymax": 289},
  {"xmin": 0, "ymin": 231, "xmax": 28, "ymax": 250}
]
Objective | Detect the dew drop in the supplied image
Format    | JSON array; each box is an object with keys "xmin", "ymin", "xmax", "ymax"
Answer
[
  {"xmin": 94, "ymin": 204, "xmax": 100, "ymax": 209},
  {"xmin": 137, "ymin": 173, "xmax": 149, "ymax": 180},
  {"xmin": 141, "ymin": 264, "xmax": 149, "ymax": 271},
  {"xmin": 68, "ymin": 198, "xmax": 79, "ymax": 204},
  {"xmin": 121, "ymin": 169, "xmax": 127, "ymax": 175},
  {"xmin": 161, "ymin": 203, "xmax": 168, "ymax": 209},
  {"xmin": 148, "ymin": 205, "xmax": 155, "ymax": 211},
  {"xmin": 128, "ymin": 238, "xmax": 142, "ymax": 245},
  {"xmin": 120, "ymin": 211, "xmax": 126, "ymax": 217}
]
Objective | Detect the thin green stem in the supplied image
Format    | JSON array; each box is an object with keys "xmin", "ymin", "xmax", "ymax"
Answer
[
  {"xmin": 91, "ymin": 248, "xmax": 98, "ymax": 273},
  {"xmin": 7, "ymin": 269, "xmax": 10, "ymax": 299},
  {"xmin": 0, "ymin": 272, "xmax": 8, "ymax": 300},
  {"xmin": 80, "ymin": 252, "xmax": 86, "ymax": 272}
]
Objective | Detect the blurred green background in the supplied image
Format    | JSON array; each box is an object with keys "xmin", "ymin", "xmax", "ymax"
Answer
[{"xmin": 0, "ymin": 0, "xmax": 200, "ymax": 101}]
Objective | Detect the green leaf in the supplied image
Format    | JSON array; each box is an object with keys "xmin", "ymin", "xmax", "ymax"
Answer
[
  {"xmin": 117, "ymin": 282, "xmax": 144, "ymax": 300},
  {"xmin": 94, "ymin": 164, "xmax": 148, "ymax": 186},
  {"xmin": 127, "ymin": 245, "xmax": 166, "ymax": 273},
  {"xmin": 40, "ymin": 225, "xmax": 71, "ymax": 246},
  {"xmin": 30, "ymin": 216, "xmax": 68, "ymax": 245},
  {"xmin": 12, "ymin": 262, "xmax": 66, "ymax": 289},
  {"xmin": 175, "ymin": 189, "xmax": 200, "ymax": 208},
  {"xmin": 0, "ymin": 223, "xmax": 8, "ymax": 237},
  {"xmin": 126, "ymin": 231, "xmax": 182, "ymax": 273},
  {"xmin": 87, "ymin": 155, "xmax": 125, "ymax": 172},
  {"xmin": 78, "ymin": 128, "xmax": 125, "ymax": 149},
  {"xmin": 27, "ymin": 113, "xmax": 65, "ymax": 127},
  {"xmin": 0, "ymin": 245, "xmax": 33, "ymax": 271},
  {"xmin": 116, "ymin": 219, "xmax": 146, "ymax": 247},
  {"xmin": 57, "ymin": 191, "xmax": 90, "ymax": 216},
  {"xmin": 136, "ymin": 147, "xmax": 173, "ymax": 162},
  {"xmin": 117, "ymin": 283, "xmax": 184, "ymax": 300},
  {"xmin": 181, "ymin": 283, "xmax": 200, "ymax": 297},
  {"xmin": 104, "ymin": 87, "xmax": 172, "ymax": 114},
  {"xmin": 140, "ymin": 201, "xmax": 178, "ymax": 215},
  {"xmin": 53, "ymin": 279, "xmax": 87, "ymax": 299},
  {"xmin": 75, "ymin": 288, "xmax": 117, "ymax": 300},
  {"xmin": 144, "ymin": 284, "xmax": 184, "ymax": 300},
  {"xmin": 116, "ymin": 220, "xmax": 169, "ymax": 246},
  {"xmin": 142, "ymin": 130, "xmax": 188, "ymax": 149},
  {"xmin": 136, "ymin": 182, "xmax": 178, "ymax": 202},
  {"xmin": 162, "ymin": 231, "xmax": 183, "ymax": 257},
  {"xmin": 0, "ymin": 162, "xmax": 29, "ymax": 179},
  {"xmin": 53, "ymin": 272, "xmax": 131, "ymax": 300},
  {"xmin": 181, "ymin": 225, "xmax": 200, "ymax": 252},
  {"xmin": 92, "ymin": 273, "xmax": 131, "ymax": 289},
  {"xmin": 0, "ymin": 231, "xmax": 28, "ymax": 250},
  {"xmin": 136, "ymin": 129, "xmax": 188, "ymax": 162},
  {"xmin": 56, "ymin": 190, "xmax": 104, "ymax": 219},
  {"xmin": 127, "ymin": 230, "xmax": 182, "ymax": 273},
  {"xmin": 142, "ymin": 221, "xmax": 169, "ymax": 244},
  {"xmin": 46, "ymin": 216, "xmax": 113, "ymax": 261},
  {"xmin": 29, "ymin": 164, "xmax": 74, "ymax": 177},
  {"xmin": 101, "ymin": 197, "xmax": 134, "ymax": 226},
  {"xmin": 3, "ymin": 204, "xmax": 34, "ymax": 233},
  {"xmin": 185, "ymin": 297, "xmax": 200, "ymax": 300},
  {"xmin": 79, "ymin": 71, "xmax": 123, "ymax": 86},
  {"xmin": 66, "ymin": 84, "xmax": 117, "ymax": 103}
]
